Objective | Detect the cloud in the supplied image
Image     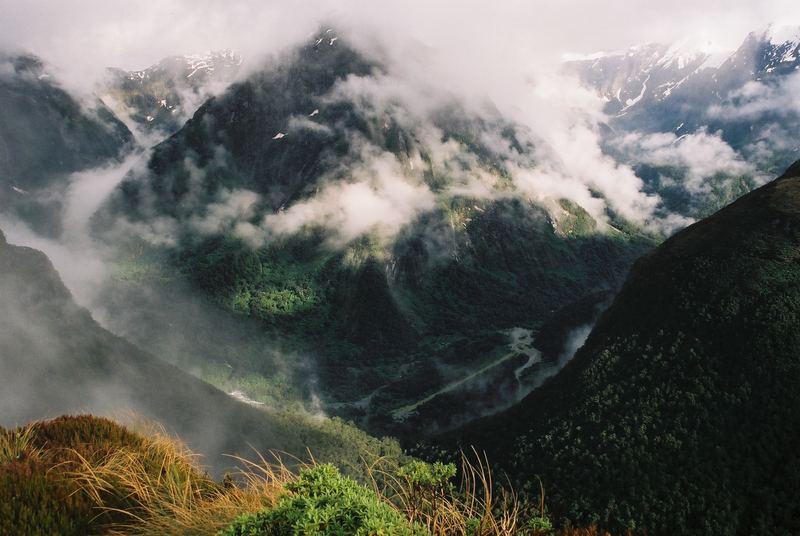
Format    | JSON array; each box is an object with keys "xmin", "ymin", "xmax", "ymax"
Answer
[
  {"xmin": 1, "ymin": 1, "xmax": 796, "ymax": 107},
  {"xmin": 0, "ymin": 152, "xmax": 143, "ymax": 308},
  {"xmin": 189, "ymin": 189, "xmax": 260, "ymax": 236},
  {"xmin": 4, "ymin": 0, "xmax": 798, "ymax": 249},
  {"xmin": 708, "ymin": 72, "xmax": 800, "ymax": 120},
  {"xmin": 235, "ymin": 149, "xmax": 436, "ymax": 247},
  {"xmin": 612, "ymin": 129, "xmax": 755, "ymax": 194}
]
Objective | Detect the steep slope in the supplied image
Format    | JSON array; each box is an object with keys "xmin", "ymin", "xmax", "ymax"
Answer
[
  {"xmin": 0, "ymin": 228, "xmax": 402, "ymax": 476},
  {"xmin": 448, "ymin": 161, "xmax": 800, "ymax": 534},
  {"xmin": 0, "ymin": 54, "xmax": 133, "ymax": 235},
  {"xmin": 93, "ymin": 31, "xmax": 654, "ymax": 437}
]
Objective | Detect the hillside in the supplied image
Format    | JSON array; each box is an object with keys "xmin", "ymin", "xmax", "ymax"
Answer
[
  {"xmin": 0, "ymin": 228, "xmax": 403, "ymax": 477},
  {"xmin": 0, "ymin": 53, "xmax": 133, "ymax": 235},
  {"xmin": 446, "ymin": 160, "xmax": 800, "ymax": 535},
  {"xmin": 93, "ymin": 30, "xmax": 655, "ymax": 438}
]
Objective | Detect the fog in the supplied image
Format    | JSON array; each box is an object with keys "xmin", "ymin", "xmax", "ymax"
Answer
[
  {"xmin": 1, "ymin": 0, "xmax": 799, "ymax": 450},
  {"xmin": 1, "ymin": 1, "xmax": 796, "ymax": 89}
]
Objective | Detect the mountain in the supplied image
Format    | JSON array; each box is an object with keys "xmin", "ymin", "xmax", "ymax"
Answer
[
  {"xmin": 0, "ymin": 54, "xmax": 133, "ymax": 235},
  {"xmin": 446, "ymin": 160, "xmax": 800, "ymax": 535},
  {"xmin": 102, "ymin": 50, "xmax": 242, "ymax": 136},
  {"xmin": 567, "ymin": 25, "xmax": 800, "ymax": 218},
  {"xmin": 567, "ymin": 25, "xmax": 799, "ymax": 129},
  {"xmin": 565, "ymin": 41, "xmax": 725, "ymax": 117},
  {"xmin": 92, "ymin": 29, "xmax": 655, "ymax": 439},
  {"xmin": 0, "ymin": 227, "xmax": 403, "ymax": 476}
]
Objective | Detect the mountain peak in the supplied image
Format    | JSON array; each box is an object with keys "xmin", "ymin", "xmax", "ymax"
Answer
[{"xmin": 309, "ymin": 26, "xmax": 340, "ymax": 49}]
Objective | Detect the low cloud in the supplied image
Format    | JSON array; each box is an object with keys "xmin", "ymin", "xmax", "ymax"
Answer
[
  {"xmin": 0, "ymin": 152, "xmax": 143, "ymax": 308},
  {"xmin": 236, "ymin": 150, "xmax": 436, "ymax": 247},
  {"xmin": 612, "ymin": 129, "xmax": 755, "ymax": 194},
  {"xmin": 708, "ymin": 72, "xmax": 800, "ymax": 120}
]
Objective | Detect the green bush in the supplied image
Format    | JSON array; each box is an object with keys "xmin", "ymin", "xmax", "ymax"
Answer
[
  {"xmin": 524, "ymin": 515, "xmax": 554, "ymax": 535},
  {"xmin": 220, "ymin": 464, "xmax": 429, "ymax": 536},
  {"xmin": 396, "ymin": 461, "xmax": 456, "ymax": 489}
]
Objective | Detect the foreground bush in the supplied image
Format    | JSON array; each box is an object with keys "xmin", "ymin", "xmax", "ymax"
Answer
[{"xmin": 221, "ymin": 464, "xmax": 428, "ymax": 536}]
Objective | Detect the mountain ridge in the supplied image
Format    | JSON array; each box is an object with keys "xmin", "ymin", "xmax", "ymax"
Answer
[
  {"xmin": 440, "ymin": 159, "xmax": 800, "ymax": 535},
  {"xmin": 0, "ymin": 227, "xmax": 403, "ymax": 477}
]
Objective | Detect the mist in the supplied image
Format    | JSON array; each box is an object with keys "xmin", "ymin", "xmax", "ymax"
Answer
[{"xmin": 1, "ymin": 0, "xmax": 799, "ymax": 456}]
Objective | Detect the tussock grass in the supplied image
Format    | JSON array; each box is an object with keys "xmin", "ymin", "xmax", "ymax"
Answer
[
  {"xmin": 68, "ymin": 426, "xmax": 291, "ymax": 536},
  {"xmin": 69, "ymin": 430, "xmax": 528, "ymax": 535},
  {"xmin": 0, "ymin": 424, "xmax": 42, "ymax": 463}
]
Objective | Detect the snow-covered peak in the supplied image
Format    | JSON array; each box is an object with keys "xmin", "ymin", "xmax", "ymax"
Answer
[
  {"xmin": 561, "ymin": 43, "xmax": 659, "ymax": 63},
  {"xmin": 183, "ymin": 50, "xmax": 243, "ymax": 78},
  {"xmin": 657, "ymin": 37, "xmax": 730, "ymax": 70},
  {"xmin": 564, "ymin": 40, "xmax": 721, "ymax": 73},
  {"xmin": 124, "ymin": 50, "xmax": 243, "ymax": 83},
  {"xmin": 752, "ymin": 24, "xmax": 800, "ymax": 72}
]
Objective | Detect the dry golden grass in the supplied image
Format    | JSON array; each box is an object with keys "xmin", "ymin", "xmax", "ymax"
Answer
[
  {"xmin": 67, "ymin": 425, "xmax": 291, "ymax": 536},
  {"xmin": 0, "ymin": 423, "xmax": 42, "ymax": 463}
]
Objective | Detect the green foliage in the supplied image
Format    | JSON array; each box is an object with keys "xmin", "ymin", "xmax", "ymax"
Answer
[
  {"xmin": 456, "ymin": 165, "xmax": 800, "ymax": 535},
  {"xmin": 220, "ymin": 464, "xmax": 429, "ymax": 536},
  {"xmin": 396, "ymin": 461, "xmax": 457, "ymax": 489},
  {"xmin": 524, "ymin": 515, "xmax": 554, "ymax": 535}
]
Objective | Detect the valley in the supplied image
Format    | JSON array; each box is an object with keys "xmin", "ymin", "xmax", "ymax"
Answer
[{"xmin": 1, "ymin": 8, "xmax": 799, "ymax": 535}]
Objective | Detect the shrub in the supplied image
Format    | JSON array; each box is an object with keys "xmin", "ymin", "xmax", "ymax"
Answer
[
  {"xmin": 220, "ymin": 464, "xmax": 428, "ymax": 536},
  {"xmin": 524, "ymin": 515, "xmax": 554, "ymax": 535},
  {"xmin": 378, "ymin": 452, "xmax": 522, "ymax": 535}
]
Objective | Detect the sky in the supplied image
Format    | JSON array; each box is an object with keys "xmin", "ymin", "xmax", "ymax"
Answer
[{"xmin": 0, "ymin": 0, "xmax": 798, "ymax": 92}]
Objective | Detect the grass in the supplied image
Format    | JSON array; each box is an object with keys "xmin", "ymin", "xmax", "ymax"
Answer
[
  {"xmin": 2, "ymin": 415, "xmax": 628, "ymax": 535},
  {"xmin": 70, "ymin": 436, "xmax": 286, "ymax": 535},
  {"xmin": 72, "ymin": 433, "xmax": 526, "ymax": 535},
  {"xmin": 373, "ymin": 450, "xmax": 523, "ymax": 535},
  {"xmin": 0, "ymin": 424, "xmax": 42, "ymax": 464}
]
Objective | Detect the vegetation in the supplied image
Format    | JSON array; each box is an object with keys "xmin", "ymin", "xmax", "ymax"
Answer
[
  {"xmin": 101, "ymin": 196, "xmax": 653, "ymax": 440},
  {"xmin": 0, "ymin": 416, "xmax": 146, "ymax": 536},
  {"xmin": 93, "ymin": 30, "xmax": 657, "ymax": 441},
  {"xmin": 448, "ymin": 162, "xmax": 800, "ymax": 535},
  {"xmin": 2, "ymin": 415, "xmax": 623, "ymax": 536},
  {"xmin": 221, "ymin": 464, "xmax": 427, "ymax": 536}
]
